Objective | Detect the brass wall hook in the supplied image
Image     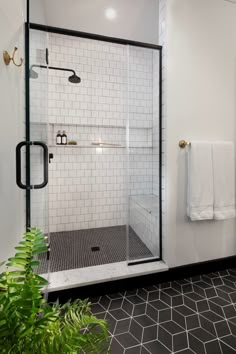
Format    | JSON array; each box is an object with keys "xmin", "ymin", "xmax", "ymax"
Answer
[
  {"xmin": 3, "ymin": 47, "xmax": 23, "ymax": 67},
  {"xmin": 179, "ymin": 140, "xmax": 191, "ymax": 148}
]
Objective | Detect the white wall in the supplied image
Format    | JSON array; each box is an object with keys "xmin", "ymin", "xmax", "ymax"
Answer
[
  {"xmin": 29, "ymin": 0, "xmax": 47, "ymax": 25},
  {"xmin": 30, "ymin": 0, "xmax": 159, "ymax": 44},
  {"xmin": 0, "ymin": 0, "xmax": 25, "ymax": 262},
  {"xmin": 165, "ymin": 0, "xmax": 236, "ymax": 267}
]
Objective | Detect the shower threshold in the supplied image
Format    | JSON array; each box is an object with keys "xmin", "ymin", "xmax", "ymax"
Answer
[{"xmin": 42, "ymin": 261, "xmax": 168, "ymax": 292}]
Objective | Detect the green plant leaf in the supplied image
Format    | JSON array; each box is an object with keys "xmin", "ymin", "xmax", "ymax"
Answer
[
  {"xmin": 15, "ymin": 246, "xmax": 31, "ymax": 252},
  {"xmin": 14, "ymin": 252, "xmax": 29, "ymax": 258},
  {"xmin": 7, "ymin": 271, "xmax": 26, "ymax": 276},
  {"xmin": 29, "ymin": 260, "xmax": 40, "ymax": 267},
  {"xmin": 7, "ymin": 257, "xmax": 28, "ymax": 265},
  {"xmin": 32, "ymin": 248, "xmax": 48, "ymax": 255},
  {"xmin": 33, "ymin": 274, "xmax": 48, "ymax": 285},
  {"xmin": 5, "ymin": 262, "xmax": 25, "ymax": 269},
  {"xmin": 32, "ymin": 241, "xmax": 47, "ymax": 248}
]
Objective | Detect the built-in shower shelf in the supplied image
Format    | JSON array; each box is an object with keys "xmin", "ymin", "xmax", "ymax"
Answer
[
  {"xmin": 49, "ymin": 123, "xmax": 152, "ymax": 129},
  {"xmin": 49, "ymin": 144, "xmax": 152, "ymax": 149},
  {"xmin": 47, "ymin": 122, "xmax": 153, "ymax": 130}
]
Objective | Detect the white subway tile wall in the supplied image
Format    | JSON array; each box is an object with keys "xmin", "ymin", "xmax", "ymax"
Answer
[{"xmin": 30, "ymin": 29, "xmax": 161, "ymax": 260}]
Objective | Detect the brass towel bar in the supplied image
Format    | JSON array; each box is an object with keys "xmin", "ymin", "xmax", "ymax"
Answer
[{"xmin": 179, "ymin": 140, "xmax": 191, "ymax": 148}]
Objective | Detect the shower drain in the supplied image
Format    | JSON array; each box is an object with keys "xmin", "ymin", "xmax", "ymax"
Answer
[{"xmin": 91, "ymin": 246, "xmax": 100, "ymax": 252}]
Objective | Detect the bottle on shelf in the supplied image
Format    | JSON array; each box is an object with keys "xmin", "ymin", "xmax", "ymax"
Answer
[
  {"xmin": 61, "ymin": 130, "xmax": 67, "ymax": 145},
  {"xmin": 56, "ymin": 130, "xmax": 62, "ymax": 145}
]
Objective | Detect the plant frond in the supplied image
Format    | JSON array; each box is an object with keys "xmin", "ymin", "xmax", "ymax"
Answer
[{"xmin": 0, "ymin": 228, "xmax": 108, "ymax": 353}]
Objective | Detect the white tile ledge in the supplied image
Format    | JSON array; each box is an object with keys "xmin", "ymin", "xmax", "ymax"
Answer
[{"xmin": 42, "ymin": 261, "xmax": 168, "ymax": 293}]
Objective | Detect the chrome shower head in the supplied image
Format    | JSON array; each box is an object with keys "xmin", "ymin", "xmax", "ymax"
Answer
[{"xmin": 68, "ymin": 73, "xmax": 81, "ymax": 84}]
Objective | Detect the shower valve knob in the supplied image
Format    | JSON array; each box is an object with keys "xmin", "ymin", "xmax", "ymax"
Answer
[{"xmin": 49, "ymin": 153, "xmax": 54, "ymax": 163}]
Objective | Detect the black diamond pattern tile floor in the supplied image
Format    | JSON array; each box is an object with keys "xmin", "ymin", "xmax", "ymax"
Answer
[
  {"xmin": 37, "ymin": 225, "xmax": 153, "ymax": 273},
  {"xmin": 90, "ymin": 268, "xmax": 236, "ymax": 353}
]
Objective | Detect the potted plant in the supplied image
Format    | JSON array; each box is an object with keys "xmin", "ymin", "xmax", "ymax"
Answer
[{"xmin": 0, "ymin": 228, "xmax": 109, "ymax": 353}]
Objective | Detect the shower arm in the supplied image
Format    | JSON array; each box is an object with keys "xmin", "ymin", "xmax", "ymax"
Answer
[{"xmin": 30, "ymin": 64, "xmax": 76, "ymax": 76}]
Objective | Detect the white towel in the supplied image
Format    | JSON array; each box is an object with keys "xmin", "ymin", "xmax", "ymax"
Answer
[
  {"xmin": 212, "ymin": 142, "xmax": 236, "ymax": 220},
  {"xmin": 187, "ymin": 141, "xmax": 214, "ymax": 221}
]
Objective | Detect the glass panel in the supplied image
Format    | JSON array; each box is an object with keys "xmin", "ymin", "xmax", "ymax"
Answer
[
  {"xmin": 28, "ymin": 30, "xmax": 130, "ymax": 273},
  {"xmin": 29, "ymin": 28, "xmax": 50, "ymax": 276},
  {"xmin": 127, "ymin": 45, "xmax": 160, "ymax": 263}
]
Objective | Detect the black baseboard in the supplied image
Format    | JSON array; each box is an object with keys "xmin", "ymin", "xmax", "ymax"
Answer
[{"xmin": 48, "ymin": 255, "xmax": 236, "ymax": 303}]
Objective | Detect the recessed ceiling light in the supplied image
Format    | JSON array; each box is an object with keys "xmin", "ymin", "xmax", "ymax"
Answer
[{"xmin": 105, "ymin": 8, "xmax": 117, "ymax": 20}]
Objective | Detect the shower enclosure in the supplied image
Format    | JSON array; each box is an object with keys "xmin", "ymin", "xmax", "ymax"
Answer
[{"xmin": 19, "ymin": 21, "xmax": 162, "ymax": 284}]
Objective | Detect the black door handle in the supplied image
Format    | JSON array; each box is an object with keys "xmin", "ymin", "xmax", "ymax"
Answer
[
  {"xmin": 16, "ymin": 141, "xmax": 27, "ymax": 189},
  {"xmin": 33, "ymin": 141, "xmax": 48, "ymax": 189},
  {"xmin": 16, "ymin": 141, "xmax": 48, "ymax": 190}
]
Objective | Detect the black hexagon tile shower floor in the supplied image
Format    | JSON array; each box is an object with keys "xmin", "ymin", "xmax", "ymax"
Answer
[
  {"xmin": 37, "ymin": 226, "xmax": 153, "ymax": 274},
  {"xmin": 90, "ymin": 268, "xmax": 236, "ymax": 353}
]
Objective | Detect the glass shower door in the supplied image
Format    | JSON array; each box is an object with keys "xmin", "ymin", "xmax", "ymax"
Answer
[
  {"xmin": 28, "ymin": 27, "xmax": 50, "ymax": 276},
  {"xmin": 127, "ymin": 45, "xmax": 161, "ymax": 264},
  {"xmin": 16, "ymin": 25, "xmax": 50, "ymax": 277}
]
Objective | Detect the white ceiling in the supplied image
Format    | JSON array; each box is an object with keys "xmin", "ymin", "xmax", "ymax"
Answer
[{"xmin": 29, "ymin": 0, "xmax": 159, "ymax": 44}]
